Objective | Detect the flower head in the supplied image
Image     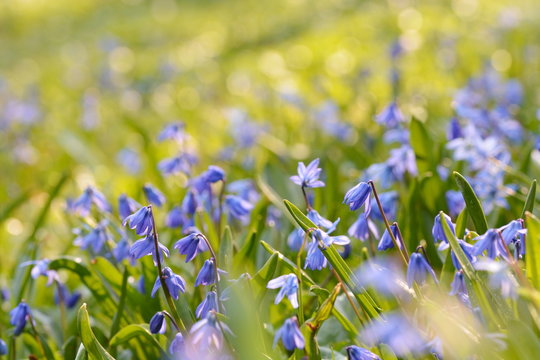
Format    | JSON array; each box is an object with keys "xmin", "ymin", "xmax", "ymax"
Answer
[
  {"xmin": 129, "ymin": 234, "xmax": 169, "ymax": 265},
  {"xmin": 143, "ymin": 184, "xmax": 166, "ymax": 207},
  {"xmin": 473, "ymin": 229, "xmax": 507, "ymax": 259},
  {"xmin": 348, "ymin": 213, "xmax": 371, "ymax": 241},
  {"xmin": 158, "ymin": 154, "xmax": 193, "ymax": 176},
  {"xmin": 123, "ymin": 205, "xmax": 154, "ymax": 236},
  {"xmin": 173, "ymin": 232, "xmax": 208, "ymax": 262},
  {"xmin": 205, "ymin": 165, "xmax": 226, "ymax": 183},
  {"xmin": 346, "ymin": 345, "xmax": 380, "ymax": 360},
  {"xmin": 158, "ymin": 122, "xmax": 186, "ymax": 142},
  {"xmin": 10, "ymin": 302, "xmax": 31, "ymax": 336},
  {"xmin": 21, "ymin": 259, "xmax": 59, "ymax": 286},
  {"xmin": 267, "ymin": 274, "xmax": 299, "ymax": 308},
  {"xmin": 149, "ymin": 312, "xmax": 167, "ymax": 334},
  {"xmin": 77, "ymin": 221, "xmax": 109, "ymax": 253},
  {"xmin": 290, "ymin": 158, "xmax": 325, "ymax": 188},
  {"xmin": 196, "ymin": 291, "xmax": 218, "ymax": 318},
  {"xmin": 169, "ymin": 332, "xmax": 185, "ymax": 356},
  {"xmin": 118, "ymin": 194, "xmax": 140, "ymax": 220},
  {"xmin": 432, "ymin": 213, "xmax": 455, "ymax": 243},
  {"xmin": 70, "ymin": 186, "xmax": 112, "ymax": 216},
  {"xmin": 224, "ymin": 195, "xmax": 253, "ymax": 221},
  {"xmin": 375, "ymin": 102, "xmax": 404, "ymax": 128},
  {"xmin": 195, "ymin": 259, "xmax": 217, "ymax": 286},
  {"xmin": 188, "ymin": 312, "xmax": 232, "ymax": 353},
  {"xmin": 378, "ymin": 224, "xmax": 401, "ymax": 251},
  {"xmin": 305, "ymin": 229, "xmax": 350, "ymax": 270},
  {"xmin": 343, "ymin": 182, "xmax": 372, "ymax": 211},
  {"xmin": 152, "ymin": 267, "xmax": 186, "ymax": 300},
  {"xmin": 0, "ymin": 338, "xmax": 7, "ymax": 355},
  {"xmin": 273, "ymin": 317, "xmax": 305, "ymax": 351},
  {"xmin": 406, "ymin": 252, "xmax": 437, "ymax": 288}
]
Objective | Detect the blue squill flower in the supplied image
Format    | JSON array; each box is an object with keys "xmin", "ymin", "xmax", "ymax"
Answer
[
  {"xmin": 225, "ymin": 195, "xmax": 253, "ymax": 221},
  {"xmin": 375, "ymin": 102, "xmax": 404, "ymax": 128},
  {"xmin": 205, "ymin": 165, "xmax": 226, "ymax": 183},
  {"xmin": 10, "ymin": 302, "xmax": 31, "ymax": 336},
  {"xmin": 152, "ymin": 267, "xmax": 186, "ymax": 300},
  {"xmin": 149, "ymin": 312, "xmax": 167, "ymax": 334},
  {"xmin": 21, "ymin": 259, "xmax": 59, "ymax": 286},
  {"xmin": 0, "ymin": 338, "xmax": 7, "ymax": 355},
  {"xmin": 116, "ymin": 148, "xmax": 141, "ymax": 174},
  {"xmin": 189, "ymin": 312, "xmax": 232, "ymax": 353},
  {"xmin": 378, "ymin": 224, "xmax": 401, "ymax": 251},
  {"xmin": 473, "ymin": 229, "xmax": 507, "ymax": 259},
  {"xmin": 228, "ymin": 179, "xmax": 260, "ymax": 203},
  {"xmin": 287, "ymin": 228, "xmax": 305, "ymax": 251},
  {"xmin": 77, "ymin": 221, "xmax": 109, "ymax": 253},
  {"xmin": 273, "ymin": 317, "xmax": 304, "ymax": 351},
  {"xmin": 407, "ymin": 253, "xmax": 437, "ymax": 288},
  {"xmin": 446, "ymin": 190, "xmax": 465, "ymax": 217},
  {"xmin": 432, "ymin": 213, "xmax": 455, "ymax": 243},
  {"xmin": 363, "ymin": 163, "xmax": 395, "ymax": 190},
  {"xmin": 360, "ymin": 313, "xmax": 427, "ymax": 357},
  {"xmin": 449, "ymin": 271, "xmax": 468, "ymax": 301},
  {"xmin": 173, "ymin": 232, "xmax": 208, "ymax": 262},
  {"xmin": 169, "ymin": 332, "xmax": 185, "ymax": 355},
  {"xmin": 196, "ymin": 291, "xmax": 218, "ymax": 318},
  {"xmin": 158, "ymin": 155, "xmax": 191, "ymax": 176},
  {"xmin": 499, "ymin": 220, "xmax": 524, "ymax": 245},
  {"xmin": 129, "ymin": 234, "xmax": 169, "ymax": 265},
  {"xmin": 54, "ymin": 283, "xmax": 81, "ymax": 309},
  {"xmin": 343, "ymin": 182, "xmax": 371, "ymax": 211},
  {"xmin": 118, "ymin": 194, "xmax": 140, "ymax": 220},
  {"xmin": 356, "ymin": 259, "xmax": 407, "ymax": 297},
  {"xmin": 71, "ymin": 186, "xmax": 112, "ymax": 216},
  {"xmin": 165, "ymin": 206, "xmax": 185, "ymax": 228},
  {"xmin": 387, "ymin": 145, "xmax": 418, "ymax": 180},
  {"xmin": 137, "ymin": 275, "xmax": 146, "ymax": 294},
  {"xmin": 447, "ymin": 117, "xmax": 463, "ymax": 141},
  {"xmin": 346, "ymin": 345, "xmax": 380, "ymax": 360},
  {"xmin": 474, "ymin": 258, "xmax": 517, "ymax": 299},
  {"xmin": 143, "ymin": 184, "xmax": 166, "ymax": 207},
  {"xmin": 348, "ymin": 213, "xmax": 371, "ymax": 241},
  {"xmin": 182, "ymin": 190, "xmax": 198, "ymax": 215},
  {"xmin": 451, "ymin": 240, "xmax": 477, "ymax": 270},
  {"xmin": 195, "ymin": 259, "xmax": 217, "ymax": 286},
  {"xmin": 123, "ymin": 205, "xmax": 154, "ymax": 236},
  {"xmin": 290, "ymin": 158, "xmax": 325, "ymax": 188},
  {"xmin": 307, "ymin": 209, "xmax": 334, "ymax": 229},
  {"xmin": 370, "ymin": 191, "xmax": 398, "ymax": 221},
  {"xmin": 158, "ymin": 122, "xmax": 186, "ymax": 142},
  {"xmin": 305, "ymin": 229, "xmax": 350, "ymax": 270},
  {"xmin": 267, "ymin": 274, "xmax": 299, "ymax": 308}
]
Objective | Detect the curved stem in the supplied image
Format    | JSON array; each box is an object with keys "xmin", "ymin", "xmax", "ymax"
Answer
[
  {"xmin": 301, "ymin": 186, "xmax": 312, "ymax": 211},
  {"xmin": 162, "ymin": 310, "xmax": 181, "ymax": 332}
]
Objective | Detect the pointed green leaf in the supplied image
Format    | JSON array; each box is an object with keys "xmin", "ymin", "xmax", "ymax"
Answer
[
  {"xmin": 109, "ymin": 325, "xmax": 169, "ymax": 359},
  {"xmin": 521, "ymin": 180, "xmax": 537, "ymax": 218},
  {"xmin": 77, "ymin": 304, "xmax": 115, "ymax": 360},
  {"xmin": 526, "ymin": 213, "xmax": 540, "ymax": 289},
  {"xmin": 453, "ymin": 171, "xmax": 488, "ymax": 234}
]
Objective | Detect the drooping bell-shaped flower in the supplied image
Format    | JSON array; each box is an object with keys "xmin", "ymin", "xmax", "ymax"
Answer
[
  {"xmin": 196, "ymin": 291, "xmax": 218, "ymax": 318},
  {"xmin": 151, "ymin": 267, "xmax": 186, "ymax": 300},
  {"xmin": 406, "ymin": 253, "xmax": 437, "ymax": 288},
  {"xmin": 129, "ymin": 234, "xmax": 169, "ymax": 265},
  {"xmin": 346, "ymin": 345, "xmax": 381, "ymax": 360},
  {"xmin": 432, "ymin": 212, "xmax": 455, "ymax": 243},
  {"xmin": 10, "ymin": 302, "xmax": 31, "ymax": 336},
  {"xmin": 343, "ymin": 182, "xmax": 372, "ymax": 211},
  {"xmin": 143, "ymin": 184, "xmax": 166, "ymax": 207},
  {"xmin": 273, "ymin": 317, "xmax": 305, "ymax": 351},
  {"xmin": 118, "ymin": 194, "xmax": 140, "ymax": 221},
  {"xmin": 123, "ymin": 205, "xmax": 154, "ymax": 236},
  {"xmin": 149, "ymin": 312, "xmax": 167, "ymax": 334},
  {"xmin": 173, "ymin": 232, "xmax": 208, "ymax": 263}
]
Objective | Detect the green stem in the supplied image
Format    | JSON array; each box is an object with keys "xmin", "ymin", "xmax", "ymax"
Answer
[{"xmin": 295, "ymin": 232, "xmax": 309, "ymax": 324}]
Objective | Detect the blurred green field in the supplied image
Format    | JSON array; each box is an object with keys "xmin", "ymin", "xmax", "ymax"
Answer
[{"xmin": 2, "ymin": 0, "xmax": 540, "ymax": 359}]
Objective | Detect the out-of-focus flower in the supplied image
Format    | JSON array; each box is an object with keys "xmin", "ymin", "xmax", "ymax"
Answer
[
  {"xmin": 195, "ymin": 259, "xmax": 217, "ymax": 286},
  {"xmin": 407, "ymin": 252, "xmax": 437, "ymax": 287},
  {"xmin": 149, "ymin": 312, "xmax": 167, "ymax": 334},
  {"xmin": 20, "ymin": 259, "xmax": 59, "ymax": 286},
  {"xmin": 205, "ymin": 166, "xmax": 226, "ymax": 183},
  {"xmin": 447, "ymin": 118, "xmax": 463, "ymax": 141},
  {"xmin": 344, "ymin": 182, "xmax": 372, "ymax": 211},
  {"xmin": 196, "ymin": 291, "xmax": 218, "ymax": 318},
  {"xmin": 290, "ymin": 158, "xmax": 325, "ymax": 188},
  {"xmin": 158, "ymin": 122, "xmax": 186, "ymax": 142},
  {"xmin": 356, "ymin": 258, "xmax": 409, "ymax": 297},
  {"xmin": 70, "ymin": 186, "xmax": 112, "ymax": 216},
  {"xmin": 346, "ymin": 345, "xmax": 380, "ymax": 360},
  {"xmin": 10, "ymin": 302, "xmax": 31, "ymax": 336},
  {"xmin": 188, "ymin": 312, "xmax": 232, "ymax": 353},
  {"xmin": 348, "ymin": 213, "xmax": 371, "ymax": 241},
  {"xmin": 174, "ymin": 232, "xmax": 208, "ymax": 262},
  {"xmin": 152, "ymin": 267, "xmax": 186, "ymax": 300},
  {"xmin": 116, "ymin": 148, "xmax": 141, "ymax": 174},
  {"xmin": 158, "ymin": 154, "xmax": 192, "ymax": 176},
  {"xmin": 169, "ymin": 332, "xmax": 185, "ymax": 356},
  {"xmin": 474, "ymin": 258, "xmax": 517, "ymax": 299},
  {"xmin": 0, "ymin": 338, "xmax": 7, "ymax": 355},
  {"xmin": 118, "ymin": 194, "xmax": 140, "ymax": 220},
  {"xmin": 446, "ymin": 190, "xmax": 465, "ymax": 217},
  {"xmin": 224, "ymin": 195, "xmax": 253, "ymax": 221},
  {"xmin": 273, "ymin": 317, "xmax": 304, "ymax": 351},
  {"xmin": 451, "ymin": 240, "xmax": 477, "ymax": 270},
  {"xmin": 76, "ymin": 221, "xmax": 109, "ymax": 253},
  {"xmin": 378, "ymin": 224, "xmax": 401, "ymax": 251},
  {"xmin": 370, "ymin": 191, "xmax": 398, "ymax": 221},
  {"xmin": 387, "ymin": 145, "xmax": 417, "ymax": 180},
  {"xmin": 375, "ymin": 102, "xmax": 404, "ymax": 128},
  {"xmin": 54, "ymin": 283, "xmax": 81, "ymax": 309},
  {"xmin": 473, "ymin": 229, "xmax": 507, "ymax": 259},
  {"xmin": 143, "ymin": 184, "xmax": 166, "ymax": 207},
  {"xmin": 267, "ymin": 274, "xmax": 299, "ymax": 308}
]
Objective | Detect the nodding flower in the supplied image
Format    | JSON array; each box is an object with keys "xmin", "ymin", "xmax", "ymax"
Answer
[
  {"xmin": 196, "ymin": 291, "xmax": 218, "ymax": 318},
  {"xmin": 406, "ymin": 252, "xmax": 437, "ymax": 288},
  {"xmin": 0, "ymin": 338, "xmax": 7, "ymax": 355},
  {"xmin": 129, "ymin": 234, "xmax": 169, "ymax": 266},
  {"xmin": 118, "ymin": 194, "xmax": 140, "ymax": 221},
  {"xmin": 70, "ymin": 186, "xmax": 112, "ymax": 216},
  {"xmin": 149, "ymin": 312, "xmax": 167, "ymax": 334},
  {"xmin": 290, "ymin": 158, "xmax": 325, "ymax": 188},
  {"xmin": 378, "ymin": 224, "xmax": 401, "ymax": 251},
  {"xmin": 123, "ymin": 205, "xmax": 154, "ymax": 236},
  {"xmin": 173, "ymin": 232, "xmax": 208, "ymax": 263},
  {"xmin": 143, "ymin": 184, "xmax": 166, "ymax": 207},
  {"xmin": 151, "ymin": 267, "xmax": 186, "ymax": 300},
  {"xmin": 195, "ymin": 259, "xmax": 218, "ymax": 286},
  {"xmin": 343, "ymin": 182, "xmax": 371, "ymax": 211},
  {"xmin": 10, "ymin": 302, "xmax": 31, "ymax": 336},
  {"xmin": 346, "ymin": 345, "xmax": 381, "ymax": 360},
  {"xmin": 432, "ymin": 212, "xmax": 455, "ymax": 243},
  {"xmin": 273, "ymin": 317, "xmax": 305, "ymax": 351},
  {"xmin": 375, "ymin": 102, "xmax": 404, "ymax": 128}
]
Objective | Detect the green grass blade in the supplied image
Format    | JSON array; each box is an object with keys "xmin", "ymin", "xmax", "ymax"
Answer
[
  {"xmin": 521, "ymin": 179, "xmax": 537, "ymax": 218},
  {"xmin": 109, "ymin": 325, "xmax": 169, "ymax": 360},
  {"xmin": 453, "ymin": 171, "xmax": 488, "ymax": 234},
  {"xmin": 526, "ymin": 213, "xmax": 540, "ymax": 289},
  {"xmin": 77, "ymin": 304, "xmax": 116, "ymax": 360}
]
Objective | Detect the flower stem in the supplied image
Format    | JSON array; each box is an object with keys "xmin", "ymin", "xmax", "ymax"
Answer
[
  {"xmin": 301, "ymin": 186, "xmax": 312, "ymax": 211},
  {"xmin": 295, "ymin": 232, "xmax": 309, "ymax": 324},
  {"xmin": 149, "ymin": 206, "xmax": 186, "ymax": 333},
  {"xmin": 368, "ymin": 181, "xmax": 409, "ymax": 265}
]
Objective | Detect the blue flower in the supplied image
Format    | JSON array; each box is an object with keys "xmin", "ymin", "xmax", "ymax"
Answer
[
  {"xmin": 0, "ymin": 338, "xmax": 7, "ymax": 355},
  {"xmin": 473, "ymin": 229, "xmax": 507, "ymax": 259},
  {"xmin": 445, "ymin": 190, "xmax": 465, "ymax": 217},
  {"xmin": 113, "ymin": 239, "xmax": 131, "ymax": 263},
  {"xmin": 225, "ymin": 195, "xmax": 254, "ymax": 221},
  {"xmin": 77, "ymin": 221, "xmax": 109, "ymax": 253},
  {"xmin": 451, "ymin": 240, "xmax": 477, "ymax": 270},
  {"xmin": 378, "ymin": 224, "xmax": 401, "ymax": 251},
  {"xmin": 195, "ymin": 259, "xmax": 217, "ymax": 286},
  {"xmin": 143, "ymin": 184, "xmax": 166, "ymax": 207},
  {"xmin": 205, "ymin": 165, "xmax": 226, "ymax": 183},
  {"xmin": 152, "ymin": 267, "xmax": 186, "ymax": 300},
  {"xmin": 474, "ymin": 258, "xmax": 517, "ymax": 299},
  {"xmin": 348, "ymin": 213, "xmax": 371, "ymax": 241},
  {"xmin": 267, "ymin": 274, "xmax": 299, "ymax": 308},
  {"xmin": 173, "ymin": 232, "xmax": 208, "ymax": 262},
  {"xmin": 189, "ymin": 312, "xmax": 232, "ymax": 353},
  {"xmin": 432, "ymin": 213, "xmax": 455, "ymax": 243},
  {"xmin": 20, "ymin": 259, "xmax": 58, "ymax": 286},
  {"xmin": 290, "ymin": 158, "xmax": 325, "ymax": 188},
  {"xmin": 343, "ymin": 182, "xmax": 372, "ymax": 211},
  {"xmin": 449, "ymin": 271, "xmax": 468, "ymax": 300},
  {"xmin": 356, "ymin": 259, "xmax": 406, "ymax": 297},
  {"xmin": 370, "ymin": 191, "xmax": 398, "ymax": 221},
  {"xmin": 158, "ymin": 122, "xmax": 186, "ymax": 142},
  {"xmin": 136, "ymin": 275, "xmax": 146, "ymax": 294},
  {"xmin": 10, "ymin": 302, "xmax": 31, "ymax": 336},
  {"xmin": 307, "ymin": 209, "xmax": 334, "ymax": 230},
  {"xmin": 165, "ymin": 206, "xmax": 184, "ymax": 228},
  {"xmin": 123, "ymin": 206, "xmax": 154, "ymax": 236},
  {"xmin": 386, "ymin": 145, "xmax": 417, "ymax": 180},
  {"xmin": 158, "ymin": 154, "xmax": 191, "ymax": 176},
  {"xmin": 305, "ymin": 229, "xmax": 350, "ymax": 270},
  {"xmin": 346, "ymin": 345, "xmax": 380, "ymax": 360},
  {"xmin": 149, "ymin": 312, "xmax": 167, "ymax": 334},
  {"xmin": 169, "ymin": 332, "xmax": 185, "ymax": 355},
  {"xmin": 129, "ymin": 234, "xmax": 169, "ymax": 265},
  {"xmin": 182, "ymin": 190, "xmax": 198, "ymax": 215},
  {"xmin": 500, "ymin": 220, "xmax": 524, "ymax": 244},
  {"xmin": 196, "ymin": 291, "xmax": 218, "ymax": 318},
  {"xmin": 360, "ymin": 313, "xmax": 427, "ymax": 357},
  {"xmin": 287, "ymin": 228, "xmax": 305, "ymax": 251},
  {"xmin": 375, "ymin": 102, "xmax": 404, "ymax": 128},
  {"xmin": 447, "ymin": 117, "xmax": 463, "ymax": 141},
  {"xmin": 70, "ymin": 186, "xmax": 112, "ymax": 216},
  {"xmin": 273, "ymin": 317, "xmax": 304, "ymax": 351},
  {"xmin": 118, "ymin": 194, "xmax": 140, "ymax": 220},
  {"xmin": 54, "ymin": 283, "xmax": 81, "ymax": 309},
  {"xmin": 407, "ymin": 253, "xmax": 437, "ymax": 288},
  {"xmin": 116, "ymin": 148, "xmax": 141, "ymax": 174}
]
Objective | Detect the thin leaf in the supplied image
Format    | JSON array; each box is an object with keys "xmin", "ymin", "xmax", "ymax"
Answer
[
  {"xmin": 77, "ymin": 304, "xmax": 115, "ymax": 360},
  {"xmin": 521, "ymin": 180, "xmax": 537, "ymax": 218},
  {"xmin": 109, "ymin": 325, "xmax": 169, "ymax": 360},
  {"xmin": 453, "ymin": 171, "xmax": 488, "ymax": 234}
]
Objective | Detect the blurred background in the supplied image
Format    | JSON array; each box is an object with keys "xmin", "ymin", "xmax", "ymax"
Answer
[{"xmin": 1, "ymin": 0, "xmax": 539, "ymax": 275}]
